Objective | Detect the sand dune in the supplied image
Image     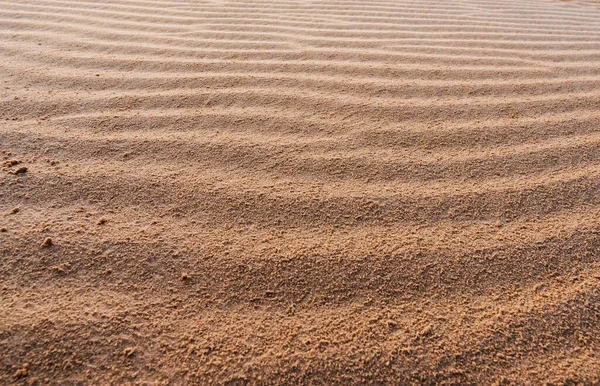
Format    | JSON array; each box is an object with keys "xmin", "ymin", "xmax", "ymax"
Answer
[{"xmin": 2, "ymin": 0, "xmax": 600, "ymax": 384}]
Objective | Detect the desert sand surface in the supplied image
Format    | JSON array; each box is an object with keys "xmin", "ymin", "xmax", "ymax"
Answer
[{"xmin": 2, "ymin": 0, "xmax": 600, "ymax": 384}]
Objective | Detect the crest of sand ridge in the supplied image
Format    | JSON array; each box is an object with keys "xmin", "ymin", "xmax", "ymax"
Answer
[{"xmin": 1, "ymin": 0, "xmax": 600, "ymax": 384}]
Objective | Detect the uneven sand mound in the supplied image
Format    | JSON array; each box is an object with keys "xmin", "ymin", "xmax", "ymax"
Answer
[{"xmin": 2, "ymin": 0, "xmax": 600, "ymax": 384}]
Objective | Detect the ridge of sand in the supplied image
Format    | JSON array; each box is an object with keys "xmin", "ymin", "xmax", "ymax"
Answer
[{"xmin": 2, "ymin": 0, "xmax": 600, "ymax": 384}]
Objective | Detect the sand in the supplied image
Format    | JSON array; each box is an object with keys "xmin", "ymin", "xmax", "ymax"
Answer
[{"xmin": 2, "ymin": 0, "xmax": 600, "ymax": 384}]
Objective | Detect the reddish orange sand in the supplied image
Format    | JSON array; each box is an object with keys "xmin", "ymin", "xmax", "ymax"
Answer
[{"xmin": 2, "ymin": 0, "xmax": 600, "ymax": 384}]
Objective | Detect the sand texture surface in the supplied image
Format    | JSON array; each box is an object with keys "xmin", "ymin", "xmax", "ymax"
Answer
[{"xmin": 2, "ymin": 0, "xmax": 600, "ymax": 384}]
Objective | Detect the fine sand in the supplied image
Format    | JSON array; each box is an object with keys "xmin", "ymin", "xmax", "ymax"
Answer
[{"xmin": 2, "ymin": 0, "xmax": 600, "ymax": 384}]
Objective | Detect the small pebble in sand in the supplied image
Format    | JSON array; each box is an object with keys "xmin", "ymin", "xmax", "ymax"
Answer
[
  {"xmin": 41, "ymin": 237, "xmax": 53, "ymax": 248},
  {"xmin": 14, "ymin": 166, "xmax": 27, "ymax": 174},
  {"xmin": 418, "ymin": 325, "xmax": 433, "ymax": 338},
  {"xmin": 122, "ymin": 347, "xmax": 135, "ymax": 358},
  {"xmin": 13, "ymin": 366, "xmax": 28, "ymax": 379},
  {"xmin": 181, "ymin": 272, "xmax": 190, "ymax": 281},
  {"xmin": 97, "ymin": 217, "xmax": 109, "ymax": 225},
  {"xmin": 0, "ymin": 228, "xmax": 7, "ymax": 232},
  {"xmin": 10, "ymin": 207, "xmax": 19, "ymax": 214}
]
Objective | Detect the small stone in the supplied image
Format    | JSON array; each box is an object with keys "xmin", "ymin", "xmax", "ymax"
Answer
[
  {"xmin": 419, "ymin": 325, "xmax": 433, "ymax": 337},
  {"xmin": 122, "ymin": 347, "xmax": 135, "ymax": 358},
  {"xmin": 41, "ymin": 237, "xmax": 53, "ymax": 248},
  {"xmin": 13, "ymin": 364, "xmax": 28, "ymax": 379},
  {"xmin": 14, "ymin": 166, "xmax": 27, "ymax": 174}
]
